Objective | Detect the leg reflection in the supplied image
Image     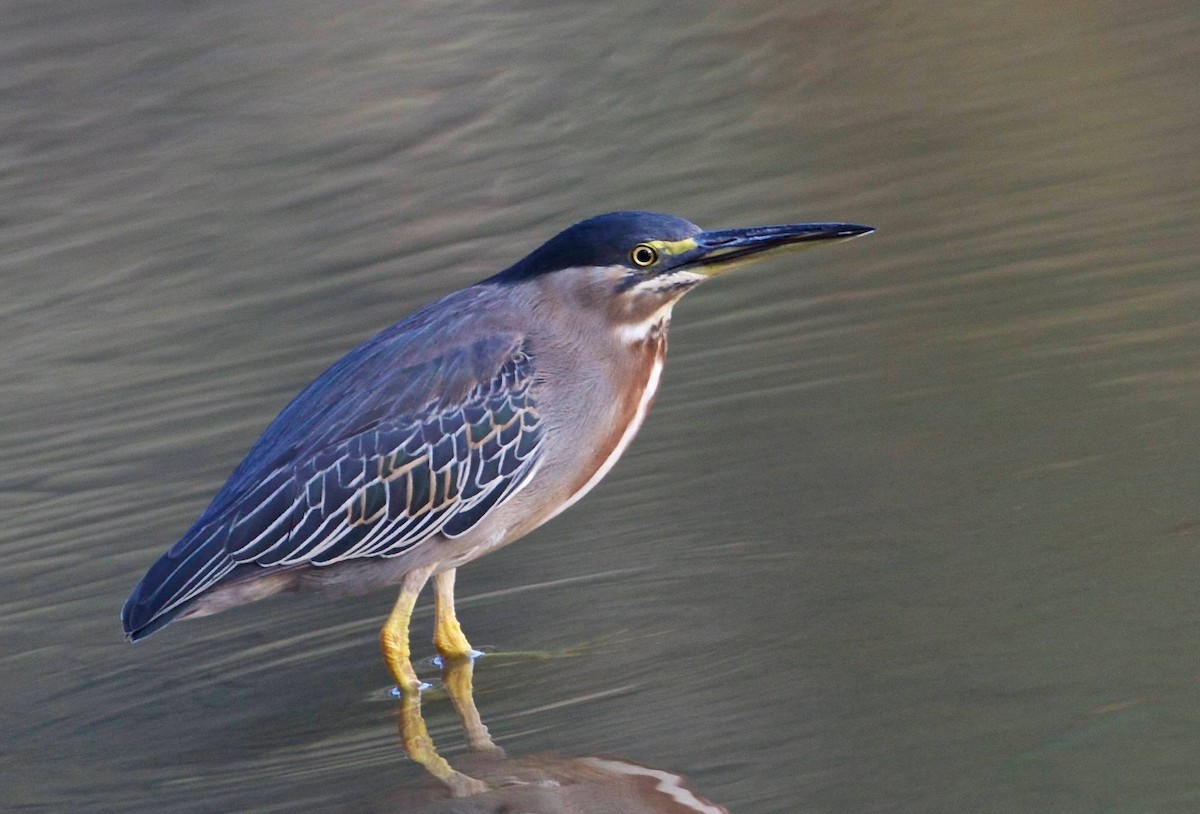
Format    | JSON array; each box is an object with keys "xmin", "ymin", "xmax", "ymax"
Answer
[
  {"xmin": 442, "ymin": 653, "xmax": 504, "ymax": 756},
  {"xmin": 381, "ymin": 653, "xmax": 732, "ymax": 813},
  {"xmin": 396, "ymin": 685, "xmax": 488, "ymax": 797}
]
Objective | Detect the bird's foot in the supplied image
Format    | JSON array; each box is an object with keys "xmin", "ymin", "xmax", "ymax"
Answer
[
  {"xmin": 388, "ymin": 680, "xmax": 433, "ymax": 698},
  {"xmin": 431, "ymin": 649, "xmax": 485, "ymax": 668}
]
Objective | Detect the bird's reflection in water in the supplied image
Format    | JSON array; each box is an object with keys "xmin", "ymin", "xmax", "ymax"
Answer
[
  {"xmin": 393, "ymin": 654, "xmax": 495, "ymax": 797},
  {"xmin": 361, "ymin": 655, "xmax": 729, "ymax": 813}
]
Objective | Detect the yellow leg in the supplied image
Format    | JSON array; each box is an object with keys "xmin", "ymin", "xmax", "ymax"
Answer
[
  {"xmin": 434, "ymin": 570, "xmax": 499, "ymax": 754},
  {"xmin": 380, "ymin": 564, "xmax": 436, "ymax": 695},
  {"xmin": 382, "ymin": 564, "xmax": 488, "ymax": 797},
  {"xmin": 432, "ymin": 569, "xmax": 475, "ymax": 660}
]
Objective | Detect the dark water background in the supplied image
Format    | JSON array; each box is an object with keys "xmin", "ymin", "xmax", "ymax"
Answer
[{"xmin": 4, "ymin": 1, "xmax": 1200, "ymax": 811}]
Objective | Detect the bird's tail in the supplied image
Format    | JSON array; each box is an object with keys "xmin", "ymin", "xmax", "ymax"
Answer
[
  {"xmin": 121, "ymin": 589, "xmax": 190, "ymax": 642},
  {"xmin": 121, "ymin": 515, "xmax": 235, "ymax": 642}
]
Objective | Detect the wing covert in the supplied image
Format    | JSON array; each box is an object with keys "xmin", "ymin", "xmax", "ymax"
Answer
[
  {"xmin": 123, "ymin": 330, "xmax": 545, "ymax": 638},
  {"xmin": 231, "ymin": 341, "xmax": 544, "ymax": 567}
]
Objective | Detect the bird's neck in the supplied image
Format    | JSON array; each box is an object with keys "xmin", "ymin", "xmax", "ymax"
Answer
[
  {"xmin": 611, "ymin": 301, "xmax": 674, "ymax": 347},
  {"xmin": 539, "ymin": 317, "xmax": 667, "ymax": 527}
]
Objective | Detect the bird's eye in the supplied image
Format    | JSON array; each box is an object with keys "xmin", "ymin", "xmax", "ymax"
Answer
[{"xmin": 630, "ymin": 244, "xmax": 659, "ymax": 268}]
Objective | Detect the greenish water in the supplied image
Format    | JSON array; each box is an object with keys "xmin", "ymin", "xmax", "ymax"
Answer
[{"xmin": 4, "ymin": 1, "xmax": 1200, "ymax": 811}]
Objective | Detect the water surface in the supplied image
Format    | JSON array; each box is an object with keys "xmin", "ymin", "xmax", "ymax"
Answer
[{"xmin": 4, "ymin": 1, "xmax": 1200, "ymax": 812}]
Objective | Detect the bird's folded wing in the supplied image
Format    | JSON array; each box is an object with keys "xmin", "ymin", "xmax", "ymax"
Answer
[{"xmin": 122, "ymin": 330, "xmax": 543, "ymax": 636}]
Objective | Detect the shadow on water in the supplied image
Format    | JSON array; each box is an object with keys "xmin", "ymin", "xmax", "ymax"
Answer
[{"xmin": 348, "ymin": 655, "xmax": 728, "ymax": 814}]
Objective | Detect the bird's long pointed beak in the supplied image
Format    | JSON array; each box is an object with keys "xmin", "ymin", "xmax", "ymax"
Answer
[{"xmin": 676, "ymin": 222, "xmax": 874, "ymax": 277}]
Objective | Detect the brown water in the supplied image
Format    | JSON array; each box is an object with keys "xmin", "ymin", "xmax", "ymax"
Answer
[{"xmin": 4, "ymin": 1, "xmax": 1200, "ymax": 812}]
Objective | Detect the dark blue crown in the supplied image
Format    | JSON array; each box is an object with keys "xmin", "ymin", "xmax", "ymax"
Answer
[{"xmin": 492, "ymin": 211, "xmax": 701, "ymax": 282}]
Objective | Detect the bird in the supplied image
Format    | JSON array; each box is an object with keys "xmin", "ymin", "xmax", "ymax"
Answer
[{"xmin": 122, "ymin": 211, "xmax": 873, "ymax": 698}]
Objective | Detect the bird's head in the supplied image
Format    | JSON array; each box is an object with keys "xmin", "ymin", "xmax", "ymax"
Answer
[{"xmin": 491, "ymin": 211, "xmax": 873, "ymax": 339}]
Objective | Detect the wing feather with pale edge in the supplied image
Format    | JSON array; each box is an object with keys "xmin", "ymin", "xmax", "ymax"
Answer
[{"xmin": 122, "ymin": 325, "xmax": 543, "ymax": 640}]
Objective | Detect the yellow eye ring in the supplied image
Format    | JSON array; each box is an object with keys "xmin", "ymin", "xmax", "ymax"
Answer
[{"xmin": 630, "ymin": 244, "xmax": 659, "ymax": 267}]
